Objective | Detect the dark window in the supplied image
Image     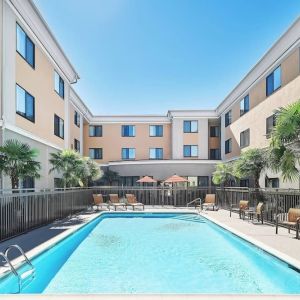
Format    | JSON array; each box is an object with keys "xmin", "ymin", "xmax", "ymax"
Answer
[
  {"xmin": 89, "ymin": 125, "xmax": 102, "ymax": 137},
  {"xmin": 16, "ymin": 84, "xmax": 35, "ymax": 122},
  {"xmin": 210, "ymin": 149, "xmax": 221, "ymax": 160},
  {"xmin": 240, "ymin": 129, "xmax": 250, "ymax": 148},
  {"xmin": 54, "ymin": 114, "xmax": 64, "ymax": 139},
  {"xmin": 266, "ymin": 114, "xmax": 276, "ymax": 137},
  {"xmin": 240, "ymin": 179, "xmax": 249, "ymax": 187},
  {"xmin": 16, "ymin": 23, "xmax": 35, "ymax": 68},
  {"xmin": 149, "ymin": 125, "xmax": 163, "ymax": 137},
  {"xmin": 22, "ymin": 177, "xmax": 35, "ymax": 190},
  {"xmin": 183, "ymin": 145, "xmax": 198, "ymax": 157},
  {"xmin": 89, "ymin": 148, "xmax": 102, "ymax": 159},
  {"xmin": 225, "ymin": 111, "xmax": 232, "ymax": 127},
  {"xmin": 210, "ymin": 126, "xmax": 220, "ymax": 137},
  {"xmin": 149, "ymin": 148, "xmax": 163, "ymax": 159},
  {"xmin": 74, "ymin": 139, "xmax": 80, "ymax": 152},
  {"xmin": 122, "ymin": 148, "xmax": 135, "ymax": 159},
  {"xmin": 54, "ymin": 178, "xmax": 63, "ymax": 189},
  {"xmin": 225, "ymin": 139, "xmax": 232, "ymax": 154},
  {"xmin": 122, "ymin": 125, "xmax": 135, "ymax": 137},
  {"xmin": 183, "ymin": 120, "xmax": 198, "ymax": 133},
  {"xmin": 198, "ymin": 176, "xmax": 209, "ymax": 187},
  {"xmin": 240, "ymin": 95, "xmax": 250, "ymax": 116},
  {"xmin": 266, "ymin": 66, "xmax": 281, "ymax": 96},
  {"xmin": 121, "ymin": 176, "xmax": 140, "ymax": 186},
  {"xmin": 74, "ymin": 111, "xmax": 80, "ymax": 127},
  {"xmin": 265, "ymin": 177, "xmax": 279, "ymax": 188},
  {"xmin": 54, "ymin": 71, "xmax": 64, "ymax": 98}
]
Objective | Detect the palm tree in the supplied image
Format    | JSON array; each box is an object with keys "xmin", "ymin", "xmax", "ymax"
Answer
[
  {"xmin": 49, "ymin": 149, "xmax": 84, "ymax": 188},
  {"xmin": 80, "ymin": 157, "xmax": 102, "ymax": 187},
  {"xmin": 0, "ymin": 139, "xmax": 41, "ymax": 189},
  {"xmin": 269, "ymin": 101, "xmax": 300, "ymax": 182},
  {"xmin": 233, "ymin": 148, "xmax": 268, "ymax": 188},
  {"xmin": 101, "ymin": 169, "xmax": 120, "ymax": 186},
  {"xmin": 212, "ymin": 162, "xmax": 236, "ymax": 186}
]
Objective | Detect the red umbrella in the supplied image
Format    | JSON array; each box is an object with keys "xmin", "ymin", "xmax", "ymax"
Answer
[
  {"xmin": 164, "ymin": 174, "xmax": 188, "ymax": 183},
  {"xmin": 136, "ymin": 176, "xmax": 157, "ymax": 183}
]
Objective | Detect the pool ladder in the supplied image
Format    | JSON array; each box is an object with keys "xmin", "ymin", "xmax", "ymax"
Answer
[{"xmin": 0, "ymin": 245, "xmax": 35, "ymax": 293}]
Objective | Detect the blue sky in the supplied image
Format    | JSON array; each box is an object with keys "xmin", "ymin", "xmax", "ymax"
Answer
[{"xmin": 34, "ymin": 0, "xmax": 300, "ymax": 115}]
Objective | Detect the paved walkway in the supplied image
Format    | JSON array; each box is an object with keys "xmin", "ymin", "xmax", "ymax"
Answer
[{"xmin": 202, "ymin": 209, "xmax": 300, "ymax": 269}]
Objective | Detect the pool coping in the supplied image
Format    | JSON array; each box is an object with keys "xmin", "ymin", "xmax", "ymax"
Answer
[{"xmin": 199, "ymin": 212, "xmax": 300, "ymax": 271}]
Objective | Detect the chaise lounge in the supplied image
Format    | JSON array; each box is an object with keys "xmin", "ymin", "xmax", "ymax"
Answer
[
  {"xmin": 230, "ymin": 200, "xmax": 249, "ymax": 219},
  {"xmin": 276, "ymin": 208, "xmax": 300, "ymax": 239},
  {"xmin": 93, "ymin": 194, "xmax": 109, "ymax": 211},
  {"xmin": 109, "ymin": 194, "xmax": 127, "ymax": 211},
  {"xmin": 125, "ymin": 194, "xmax": 144, "ymax": 211}
]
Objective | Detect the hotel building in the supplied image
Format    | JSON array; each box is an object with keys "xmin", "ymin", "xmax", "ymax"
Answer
[{"xmin": 0, "ymin": 0, "xmax": 300, "ymax": 189}]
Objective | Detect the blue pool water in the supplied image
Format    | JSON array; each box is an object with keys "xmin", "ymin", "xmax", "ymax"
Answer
[{"xmin": 1, "ymin": 213, "xmax": 300, "ymax": 294}]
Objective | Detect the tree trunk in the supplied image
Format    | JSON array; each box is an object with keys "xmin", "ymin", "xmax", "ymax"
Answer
[{"xmin": 11, "ymin": 175, "xmax": 19, "ymax": 192}]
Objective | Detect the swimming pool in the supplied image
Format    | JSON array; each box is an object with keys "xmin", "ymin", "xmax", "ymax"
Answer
[{"xmin": 0, "ymin": 212, "xmax": 300, "ymax": 294}]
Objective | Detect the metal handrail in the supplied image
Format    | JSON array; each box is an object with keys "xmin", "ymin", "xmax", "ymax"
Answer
[
  {"xmin": 186, "ymin": 198, "xmax": 202, "ymax": 207},
  {"xmin": 5, "ymin": 245, "xmax": 34, "ymax": 269}
]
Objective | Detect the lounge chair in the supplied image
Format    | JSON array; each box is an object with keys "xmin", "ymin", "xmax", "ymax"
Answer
[
  {"xmin": 93, "ymin": 194, "xmax": 109, "ymax": 211},
  {"xmin": 109, "ymin": 194, "xmax": 127, "ymax": 211},
  {"xmin": 276, "ymin": 208, "xmax": 300, "ymax": 239},
  {"xmin": 200, "ymin": 194, "xmax": 217, "ymax": 211},
  {"xmin": 125, "ymin": 194, "xmax": 144, "ymax": 211},
  {"xmin": 230, "ymin": 200, "xmax": 249, "ymax": 219},
  {"xmin": 244, "ymin": 202, "xmax": 264, "ymax": 223}
]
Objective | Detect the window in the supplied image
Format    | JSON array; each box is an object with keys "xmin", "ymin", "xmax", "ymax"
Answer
[
  {"xmin": 240, "ymin": 95, "xmax": 250, "ymax": 116},
  {"xmin": 240, "ymin": 179, "xmax": 249, "ymax": 187},
  {"xmin": 16, "ymin": 84, "xmax": 35, "ymax": 122},
  {"xmin": 74, "ymin": 139, "xmax": 80, "ymax": 152},
  {"xmin": 240, "ymin": 129, "xmax": 250, "ymax": 148},
  {"xmin": 22, "ymin": 177, "xmax": 35, "ymax": 190},
  {"xmin": 149, "ymin": 148, "xmax": 163, "ymax": 159},
  {"xmin": 210, "ymin": 126, "xmax": 220, "ymax": 137},
  {"xmin": 121, "ymin": 176, "xmax": 139, "ymax": 186},
  {"xmin": 225, "ymin": 138, "xmax": 232, "ymax": 154},
  {"xmin": 210, "ymin": 149, "xmax": 221, "ymax": 160},
  {"xmin": 183, "ymin": 145, "xmax": 198, "ymax": 157},
  {"xmin": 89, "ymin": 125, "xmax": 102, "ymax": 137},
  {"xmin": 149, "ymin": 125, "xmax": 163, "ymax": 137},
  {"xmin": 265, "ymin": 177, "xmax": 279, "ymax": 188},
  {"xmin": 266, "ymin": 114, "xmax": 276, "ymax": 137},
  {"xmin": 266, "ymin": 66, "xmax": 281, "ymax": 96},
  {"xmin": 54, "ymin": 114, "xmax": 64, "ymax": 139},
  {"xmin": 89, "ymin": 148, "xmax": 102, "ymax": 159},
  {"xmin": 74, "ymin": 111, "xmax": 80, "ymax": 127},
  {"xmin": 225, "ymin": 111, "xmax": 232, "ymax": 127},
  {"xmin": 122, "ymin": 125, "xmax": 135, "ymax": 137},
  {"xmin": 183, "ymin": 120, "xmax": 198, "ymax": 133},
  {"xmin": 122, "ymin": 148, "xmax": 135, "ymax": 160},
  {"xmin": 198, "ymin": 176, "xmax": 209, "ymax": 187},
  {"xmin": 54, "ymin": 71, "xmax": 64, "ymax": 98},
  {"xmin": 16, "ymin": 23, "xmax": 35, "ymax": 68}
]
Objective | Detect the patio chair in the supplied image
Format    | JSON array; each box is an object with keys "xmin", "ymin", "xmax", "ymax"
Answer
[
  {"xmin": 200, "ymin": 194, "xmax": 217, "ymax": 211},
  {"xmin": 244, "ymin": 202, "xmax": 264, "ymax": 224},
  {"xmin": 92, "ymin": 194, "xmax": 109, "ymax": 211},
  {"xmin": 230, "ymin": 200, "xmax": 249, "ymax": 219},
  {"xmin": 125, "ymin": 194, "xmax": 144, "ymax": 211},
  {"xmin": 276, "ymin": 208, "xmax": 300, "ymax": 239},
  {"xmin": 109, "ymin": 194, "xmax": 127, "ymax": 211}
]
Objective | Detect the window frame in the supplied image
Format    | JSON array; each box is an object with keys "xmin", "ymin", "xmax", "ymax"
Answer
[
  {"xmin": 74, "ymin": 111, "xmax": 80, "ymax": 127},
  {"xmin": 240, "ymin": 94, "xmax": 250, "ymax": 116},
  {"xmin": 149, "ymin": 125, "xmax": 163, "ymax": 137},
  {"xmin": 54, "ymin": 71, "xmax": 65, "ymax": 99},
  {"xmin": 266, "ymin": 114, "xmax": 276, "ymax": 138},
  {"xmin": 16, "ymin": 84, "xmax": 35, "ymax": 123},
  {"xmin": 240, "ymin": 128, "xmax": 250, "ymax": 149},
  {"xmin": 225, "ymin": 110, "xmax": 232, "ymax": 127},
  {"xmin": 266, "ymin": 66, "xmax": 281, "ymax": 97},
  {"xmin": 183, "ymin": 145, "xmax": 198, "ymax": 157},
  {"xmin": 54, "ymin": 114, "xmax": 64, "ymax": 139},
  {"xmin": 16, "ymin": 23, "xmax": 35, "ymax": 68},
  {"xmin": 121, "ymin": 125, "xmax": 136, "ymax": 137},
  {"xmin": 210, "ymin": 126, "xmax": 220, "ymax": 137},
  {"xmin": 183, "ymin": 120, "xmax": 198, "ymax": 133},
  {"xmin": 89, "ymin": 148, "xmax": 102, "ymax": 160},
  {"xmin": 121, "ymin": 148, "xmax": 136, "ymax": 160},
  {"xmin": 149, "ymin": 148, "xmax": 163, "ymax": 159},
  {"xmin": 210, "ymin": 148, "xmax": 221, "ymax": 160},
  {"xmin": 89, "ymin": 125, "xmax": 102, "ymax": 137},
  {"xmin": 74, "ymin": 139, "xmax": 80, "ymax": 152},
  {"xmin": 225, "ymin": 138, "xmax": 232, "ymax": 154}
]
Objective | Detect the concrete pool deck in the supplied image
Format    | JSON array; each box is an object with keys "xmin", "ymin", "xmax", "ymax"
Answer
[{"xmin": 0, "ymin": 207, "xmax": 300, "ymax": 299}]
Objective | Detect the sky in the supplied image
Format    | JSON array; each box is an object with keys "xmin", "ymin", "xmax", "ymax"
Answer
[{"xmin": 33, "ymin": 0, "xmax": 300, "ymax": 115}]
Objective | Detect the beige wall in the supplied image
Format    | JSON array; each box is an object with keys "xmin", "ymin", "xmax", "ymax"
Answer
[
  {"xmin": 83, "ymin": 123, "xmax": 172, "ymax": 163},
  {"xmin": 15, "ymin": 45, "xmax": 66, "ymax": 149},
  {"xmin": 69, "ymin": 103, "xmax": 80, "ymax": 150}
]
